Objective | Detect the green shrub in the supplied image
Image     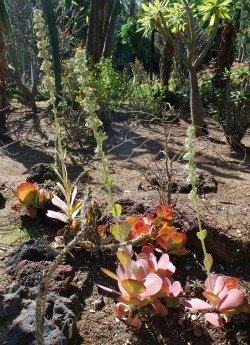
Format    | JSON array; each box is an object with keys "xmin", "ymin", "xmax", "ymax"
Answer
[{"xmin": 127, "ymin": 81, "xmax": 166, "ymax": 118}]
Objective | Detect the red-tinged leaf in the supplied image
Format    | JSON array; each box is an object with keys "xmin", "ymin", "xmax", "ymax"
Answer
[
  {"xmin": 126, "ymin": 216, "xmax": 139, "ymax": 226},
  {"xmin": 155, "ymin": 204, "xmax": 173, "ymax": 220},
  {"xmin": 225, "ymin": 277, "xmax": 239, "ymax": 290},
  {"xmin": 156, "ymin": 234, "xmax": 168, "ymax": 250},
  {"xmin": 183, "ymin": 298, "xmax": 212, "ymax": 310},
  {"xmin": 204, "ymin": 312, "xmax": 224, "ymax": 327},
  {"xmin": 26, "ymin": 207, "xmax": 37, "ymax": 219},
  {"xmin": 97, "ymin": 284, "xmax": 120, "ymax": 295},
  {"xmin": 140, "ymin": 274, "xmax": 162, "ymax": 297},
  {"xmin": 141, "ymin": 245, "xmax": 154, "ymax": 256},
  {"xmin": 218, "ymin": 289, "xmax": 244, "ymax": 312},
  {"xmin": 121, "ymin": 279, "xmax": 146, "ymax": 296},
  {"xmin": 130, "ymin": 219, "xmax": 150, "ymax": 239},
  {"xmin": 158, "ymin": 223, "xmax": 175, "ymax": 236},
  {"xmin": 161, "ymin": 279, "xmax": 171, "ymax": 296},
  {"xmin": 157, "ymin": 232, "xmax": 188, "ymax": 255},
  {"xmin": 203, "ymin": 291, "xmax": 220, "ymax": 306},
  {"xmin": 101, "ymin": 268, "xmax": 118, "ymax": 281},
  {"xmin": 151, "ymin": 298, "xmax": 168, "ymax": 315},
  {"xmin": 116, "ymin": 250, "xmax": 132, "ymax": 266}
]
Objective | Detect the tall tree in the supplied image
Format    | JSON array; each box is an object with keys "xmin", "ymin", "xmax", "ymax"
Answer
[
  {"xmin": 139, "ymin": 0, "xmax": 233, "ymax": 136},
  {"xmin": 0, "ymin": 0, "xmax": 12, "ymax": 137}
]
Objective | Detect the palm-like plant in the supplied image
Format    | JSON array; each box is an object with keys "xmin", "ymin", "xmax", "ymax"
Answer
[
  {"xmin": 139, "ymin": 0, "xmax": 232, "ymax": 136},
  {"xmin": 0, "ymin": 0, "xmax": 12, "ymax": 137}
]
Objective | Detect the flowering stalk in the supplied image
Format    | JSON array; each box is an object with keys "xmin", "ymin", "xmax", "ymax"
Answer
[
  {"xmin": 33, "ymin": 10, "xmax": 79, "ymax": 226},
  {"xmin": 184, "ymin": 126, "xmax": 212, "ymax": 289},
  {"xmin": 73, "ymin": 49, "xmax": 120, "ymax": 218}
]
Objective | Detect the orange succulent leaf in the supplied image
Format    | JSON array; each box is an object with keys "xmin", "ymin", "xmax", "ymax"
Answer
[
  {"xmin": 203, "ymin": 291, "xmax": 220, "ymax": 306},
  {"xmin": 13, "ymin": 182, "xmax": 38, "ymax": 206},
  {"xmin": 225, "ymin": 277, "xmax": 239, "ymax": 290},
  {"xmin": 155, "ymin": 204, "xmax": 173, "ymax": 220},
  {"xmin": 156, "ymin": 232, "xmax": 189, "ymax": 255},
  {"xmin": 130, "ymin": 219, "xmax": 150, "ymax": 239},
  {"xmin": 121, "ymin": 279, "xmax": 146, "ymax": 296},
  {"xmin": 158, "ymin": 223, "xmax": 175, "ymax": 236},
  {"xmin": 126, "ymin": 216, "xmax": 139, "ymax": 226}
]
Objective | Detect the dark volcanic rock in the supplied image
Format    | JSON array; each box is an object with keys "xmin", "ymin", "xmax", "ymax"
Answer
[
  {"xmin": 3, "ymin": 290, "xmax": 82, "ymax": 345},
  {"xmin": 147, "ymin": 169, "xmax": 218, "ymax": 194},
  {"xmin": 13, "ymin": 260, "xmax": 75, "ymax": 293},
  {"xmin": 26, "ymin": 162, "xmax": 56, "ymax": 183},
  {"xmin": 5, "ymin": 239, "xmax": 56, "ymax": 274}
]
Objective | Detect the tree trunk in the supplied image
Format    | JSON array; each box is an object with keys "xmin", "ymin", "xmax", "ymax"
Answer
[
  {"xmin": 102, "ymin": 0, "xmax": 120, "ymax": 58},
  {"xmin": 86, "ymin": 0, "xmax": 102, "ymax": 63},
  {"xmin": 0, "ymin": 22, "xmax": 8, "ymax": 137},
  {"xmin": 189, "ymin": 67, "xmax": 207, "ymax": 136},
  {"xmin": 129, "ymin": 0, "xmax": 136, "ymax": 17},
  {"xmin": 212, "ymin": 26, "xmax": 236, "ymax": 90},
  {"xmin": 160, "ymin": 41, "xmax": 174, "ymax": 87}
]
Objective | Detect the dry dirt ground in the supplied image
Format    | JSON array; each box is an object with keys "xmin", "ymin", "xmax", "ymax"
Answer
[{"xmin": 0, "ymin": 103, "xmax": 249, "ymax": 344}]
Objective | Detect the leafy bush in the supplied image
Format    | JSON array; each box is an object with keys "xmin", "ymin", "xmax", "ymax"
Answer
[
  {"xmin": 128, "ymin": 81, "xmax": 166, "ymax": 118},
  {"xmin": 92, "ymin": 58, "xmax": 130, "ymax": 110}
]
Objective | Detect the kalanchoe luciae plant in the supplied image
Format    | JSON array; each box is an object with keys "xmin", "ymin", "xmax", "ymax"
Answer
[
  {"xmin": 184, "ymin": 274, "xmax": 248, "ymax": 327},
  {"xmin": 98, "ymin": 245, "xmax": 182, "ymax": 329},
  {"xmin": 183, "ymin": 126, "xmax": 249, "ymax": 326},
  {"xmin": 100, "ymin": 204, "xmax": 189, "ymax": 255},
  {"xmin": 12, "ymin": 182, "xmax": 52, "ymax": 218}
]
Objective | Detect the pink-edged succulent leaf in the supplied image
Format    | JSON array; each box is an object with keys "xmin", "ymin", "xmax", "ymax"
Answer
[
  {"xmin": 46, "ymin": 210, "xmax": 69, "ymax": 223},
  {"xmin": 97, "ymin": 284, "xmax": 120, "ymax": 295},
  {"xmin": 204, "ymin": 312, "xmax": 224, "ymax": 327},
  {"xmin": 170, "ymin": 280, "xmax": 182, "ymax": 297},
  {"xmin": 140, "ymin": 273, "xmax": 162, "ymax": 298},
  {"xmin": 184, "ymin": 298, "xmax": 212, "ymax": 310},
  {"xmin": 217, "ymin": 288, "xmax": 244, "ymax": 312},
  {"xmin": 157, "ymin": 253, "xmax": 176, "ymax": 276}
]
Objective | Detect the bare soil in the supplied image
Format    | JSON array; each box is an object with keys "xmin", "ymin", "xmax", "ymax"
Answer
[{"xmin": 0, "ymin": 103, "xmax": 249, "ymax": 344}]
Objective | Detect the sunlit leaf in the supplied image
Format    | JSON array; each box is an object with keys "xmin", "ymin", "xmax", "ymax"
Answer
[
  {"xmin": 203, "ymin": 253, "xmax": 213, "ymax": 272},
  {"xmin": 121, "ymin": 279, "xmax": 146, "ymax": 295},
  {"xmin": 111, "ymin": 222, "xmax": 131, "ymax": 242},
  {"xmin": 110, "ymin": 203, "xmax": 122, "ymax": 218}
]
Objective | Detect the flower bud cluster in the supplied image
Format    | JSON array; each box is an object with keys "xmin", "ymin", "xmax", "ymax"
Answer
[{"xmin": 33, "ymin": 9, "xmax": 55, "ymax": 96}]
